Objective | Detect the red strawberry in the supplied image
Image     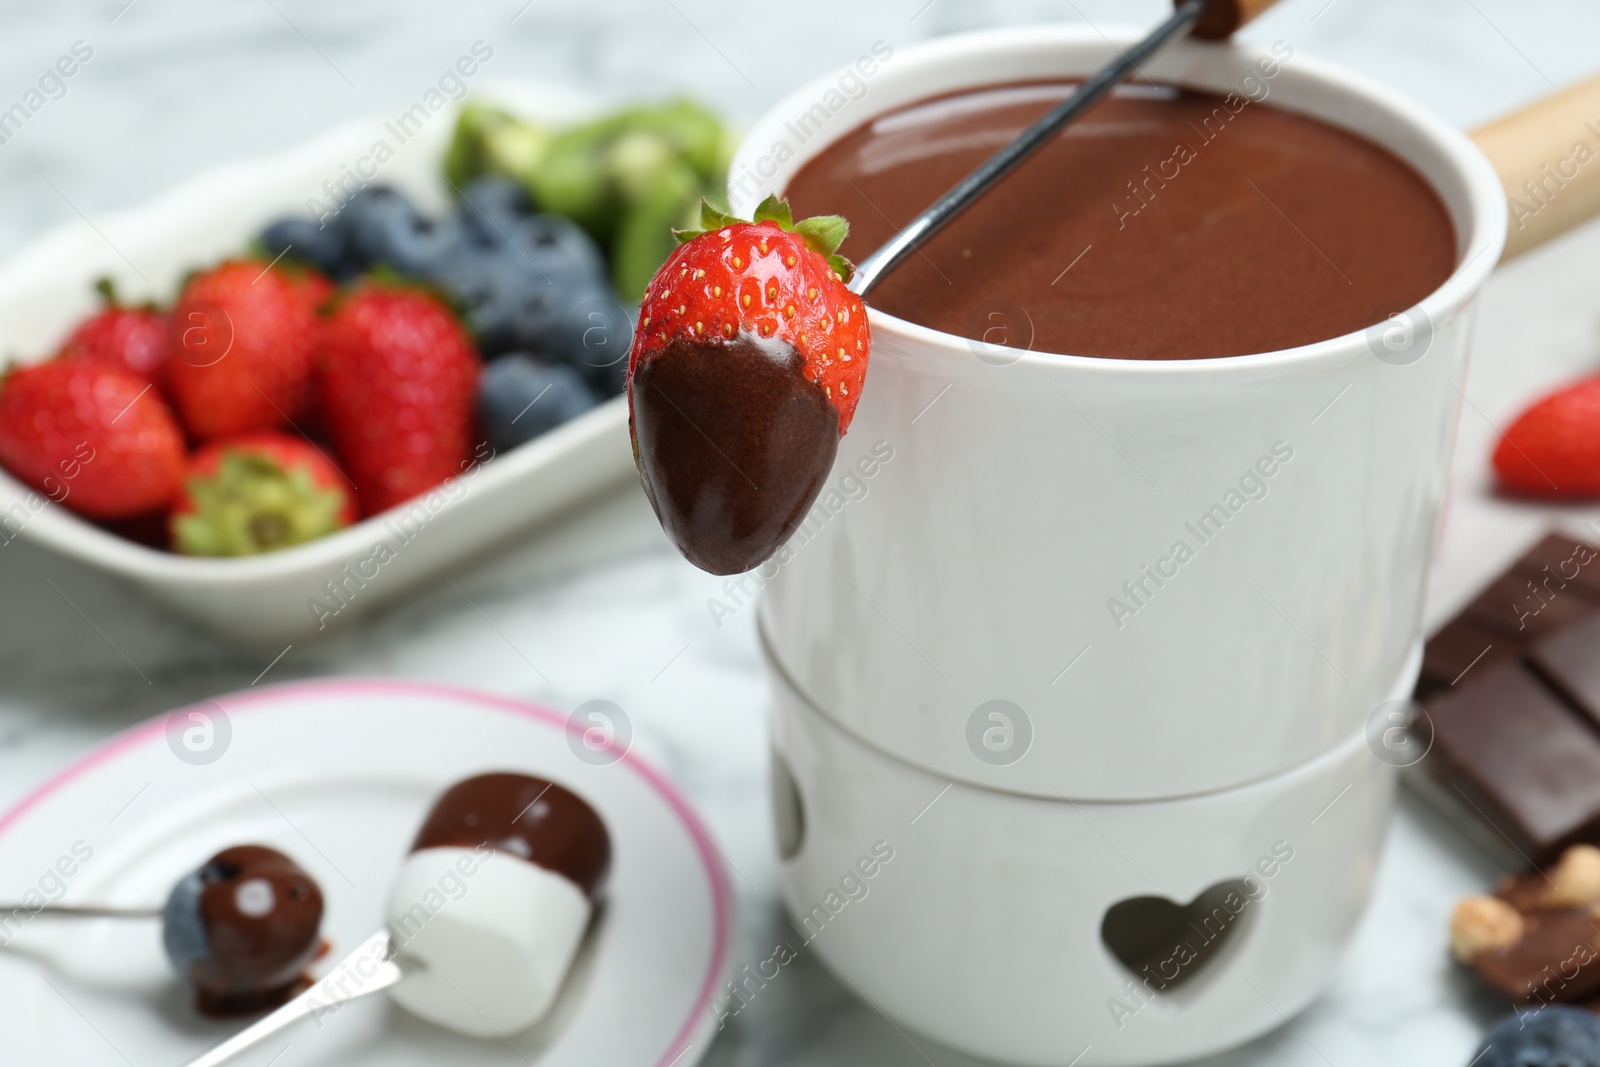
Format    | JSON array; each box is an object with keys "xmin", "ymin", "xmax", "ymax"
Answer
[
  {"xmin": 1495, "ymin": 376, "xmax": 1600, "ymax": 497},
  {"xmin": 171, "ymin": 432, "xmax": 355, "ymax": 556},
  {"xmin": 285, "ymin": 266, "xmax": 336, "ymax": 439},
  {"xmin": 58, "ymin": 280, "xmax": 171, "ymax": 391},
  {"xmin": 167, "ymin": 259, "xmax": 320, "ymax": 440},
  {"xmin": 626, "ymin": 196, "xmax": 869, "ymax": 574},
  {"xmin": 320, "ymin": 284, "xmax": 479, "ymax": 515},
  {"xmin": 0, "ymin": 360, "xmax": 185, "ymax": 520}
]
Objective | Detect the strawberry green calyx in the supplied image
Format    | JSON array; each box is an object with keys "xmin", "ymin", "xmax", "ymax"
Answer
[
  {"xmin": 173, "ymin": 451, "xmax": 348, "ymax": 556},
  {"xmin": 92, "ymin": 276, "xmax": 160, "ymax": 313},
  {"xmin": 674, "ymin": 195, "xmax": 855, "ymax": 283},
  {"xmin": 359, "ymin": 264, "xmax": 451, "ymax": 301}
]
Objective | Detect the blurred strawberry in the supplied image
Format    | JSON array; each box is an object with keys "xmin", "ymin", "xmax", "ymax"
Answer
[
  {"xmin": 288, "ymin": 265, "xmax": 336, "ymax": 438},
  {"xmin": 58, "ymin": 279, "xmax": 171, "ymax": 392},
  {"xmin": 1494, "ymin": 376, "xmax": 1600, "ymax": 498},
  {"xmin": 171, "ymin": 431, "xmax": 354, "ymax": 556},
  {"xmin": 320, "ymin": 284, "xmax": 479, "ymax": 515},
  {"xmin": 167, "ymin": 260, "xmax": 320, "ymax": 440},
  {"xmin": 0, "ymin": 360, "xmax": 185, "ymax": 519}
]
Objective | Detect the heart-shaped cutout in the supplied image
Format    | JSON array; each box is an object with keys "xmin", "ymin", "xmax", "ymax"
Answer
[
  {"xmin": 1100, "ymin": 879, "xmax": 1256, "ymax": 992},
  {"xmin": 770, "ymin": 748, "xmax": 805, "ymax": 860}
]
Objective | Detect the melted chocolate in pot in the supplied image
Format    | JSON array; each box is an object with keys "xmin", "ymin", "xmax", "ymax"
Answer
[
  {"xmin": 629, "ymin": 333, "xmax": 839, "ymax": 575},
  {"xmin": 412, "ymin": 772, "xmax": 611, "ymax": 900},
  {"xmin": 785, "ymin": 82, "xmax": 1457, "ymax": 359}
]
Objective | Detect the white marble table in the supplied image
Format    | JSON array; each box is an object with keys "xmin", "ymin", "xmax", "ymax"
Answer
[{"xmin": 2, "ymin": 1, "xmax": 1599, "ymax": 1064}]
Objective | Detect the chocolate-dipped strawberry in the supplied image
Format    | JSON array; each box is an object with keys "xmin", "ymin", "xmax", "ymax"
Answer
[
  {"xmin": 385, "ymin": 772, "xmax": 611, "ymax": 1036},
  {"xmin": 627, "ymin": 197, "xmax": 869, "ymax": 575},
  {"xmin": 161, "ymin": 845, "xmax": 325, "ymax": 1016}
]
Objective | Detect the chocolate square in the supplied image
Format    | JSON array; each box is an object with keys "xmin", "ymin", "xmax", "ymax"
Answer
[
  {"xmin": 1515, "ymin": 533, "xmax": 1600, "ymax": 604},
  {"xmin": 1428, "ymin": 662, "xmax": 1600, "ymax": 864},
  {"xmin": 1532, "ymin": 612, "xmax": 1600, "ymax": 731},
  {"xmin": 1418, "ymin": 618, "xmax": 1512, "ymax": 697},
  {"xmin": 1462, "ymin": 573, "xmax": 1598, "ymax": 642}
]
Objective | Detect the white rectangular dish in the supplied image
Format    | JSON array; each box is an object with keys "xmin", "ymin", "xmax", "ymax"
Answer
[{"xmin": 0, "ymin": 86, "xmax": 638, "ymax": 647}]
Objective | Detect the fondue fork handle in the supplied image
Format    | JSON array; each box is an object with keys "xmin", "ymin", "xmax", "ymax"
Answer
[
  {"xmin": 1473, "ymin": 72, "xmax": 1600, "ymax": 261},
  {"xmin": 1189, "ymin": 0, "xmax": 1286, "ymax": 40},
  {"xmin": 849, "ymin": 0, "xmax": 1287, "ymax": 297},
  {"xmin": 851, "ymin": 0, "xmax": 1209, "ymax": 297}
]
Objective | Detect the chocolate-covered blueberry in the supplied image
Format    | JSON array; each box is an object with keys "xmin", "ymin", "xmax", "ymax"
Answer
[{"xmin": 162, "ymin": 845, "xmax": 325, "ymax": 1017}]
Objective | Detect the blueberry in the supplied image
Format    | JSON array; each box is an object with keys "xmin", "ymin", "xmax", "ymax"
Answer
[
  {"xmin": 478, "ymin": 355, "xmax": 598, "ymax": 449},
  {"xmin": 464, "ymin": 209, "xmax": 605, "ymax": 287},
  {"xmin": 427, "ymin": 249, "xmax": 551, "ymax": 358},
  {"xmin": 422, "ymin": 206, "xmax": 620, "ymax": 366},
  {"xmin": 333, "ymin": 186, "xmax": 408, "ymax": 271},
  {"xmin": 456, "ymin": 175, "xmax": 534, "ymax": 245},
  {"xmin": 541, "ymin": 288, "xmax": 634, "ymax": 397},
  {"xmin": 428, "ymin": 246, "xmax": 507, "ymax": 314},
  {"xmin": 511, "ymin": 215, "xmax": 607, "ymax": 283},
  {"xmin": 343, "ymin": 188, "xmax": 465, "ymax": 277},
  {"xmin": 259, "ymin": 217, "xmax": 347, "ymax": 279},
  {"xmin": 337, "ymin": 185, "xmax": 412, "ymax": 233},
  {"xmin": 515, "ymin": 214, "xmax": 607, "ymax": 284},
  {"xmin": 467, "ymin": 268, "xmax": 591, "ymax": 359},
  {"xmin": 1474, "ymin": 1006, "xmax": 1600, "ymax": 1066},
  {"xmin": 161, "ymin": 868, "xmax": 209, "ymax": 983},
  {"xmin": 437, "ymin": 258, "xmax": 534, "ymax": 355}
]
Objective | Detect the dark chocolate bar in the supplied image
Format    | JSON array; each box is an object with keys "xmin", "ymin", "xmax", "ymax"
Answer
[
  {"xmin": 1415, "ymin": 533, "xmax": 1600, "ymax": 864},
  {"xmin": 1418, "ymin": 618, "xmax": 1511, "ymax": 696},
  {"xmin": 1518, "ymin": 536, "xmax": 1600, "ymax": 601},
  {"xmin": 1532, "ymin": 612, "xmax": 1600, "ymax": 730},
  {"xmin": 1462, "ymin": 573, "xmax": 1597, "ymax": 642},
  {"xmin": 1418, "ymin": 533, "xmax": 1600, "ymax": 699},
  {"xmin": 1428, "ymin": 662, "xmax": 1600, "ymax": 862},
  {"xmin": 1420, "ymin": 537, "xmax": 1600, "ymax": 697}
]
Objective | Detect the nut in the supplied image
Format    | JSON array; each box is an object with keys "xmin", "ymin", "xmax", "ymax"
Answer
[
  {"xmin": 1544, "ymin": 845, "xmax": 1600, "ymax": 908},
  {"xmin": 1450, "ymin": 894, "xmax": 1524, "ymax": 960}
]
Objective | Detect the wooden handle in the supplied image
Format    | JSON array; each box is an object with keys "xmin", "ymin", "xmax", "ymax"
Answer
[
  {"xmin": 1471, "ymin": 73, "xmax": 1600, "ymax": 260},
  {"xmin": 1187, "ymin": 0, "xmax": 1284, "ymax": 40}
]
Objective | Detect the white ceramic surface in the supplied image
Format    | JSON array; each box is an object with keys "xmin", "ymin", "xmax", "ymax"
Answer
[
  {"xmin": 767, "ymin": 640, "xmax": 1399, "ymax": 1067},
  {"xmin": 0, "ymin": 84, "xmax": 635, "ymax": 648},
  {"xmin": 0, "ymin": 679, "xmax": 733, "ymax": 1067},
  {"xmin": 742, "ymin": 28, "xmax": 1507, "ymax": 801}
]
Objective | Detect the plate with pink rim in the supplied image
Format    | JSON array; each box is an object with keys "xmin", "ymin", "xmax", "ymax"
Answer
[{"xmin": 0, "ymin": 679, "xmax": 733, "ymax": 1066}]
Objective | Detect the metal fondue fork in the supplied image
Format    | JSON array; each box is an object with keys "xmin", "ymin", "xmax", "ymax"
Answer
[
  {"xmin": 850, "ymin": 0, "xmax": 1214, "ymax": 297},
  {"xmin": 179, "ymin": 929, "xmax": 415, "ymax": 1067},
  {"xmin": 0, "ymin": 902, "xmax": 162, "ymax": 918}
]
